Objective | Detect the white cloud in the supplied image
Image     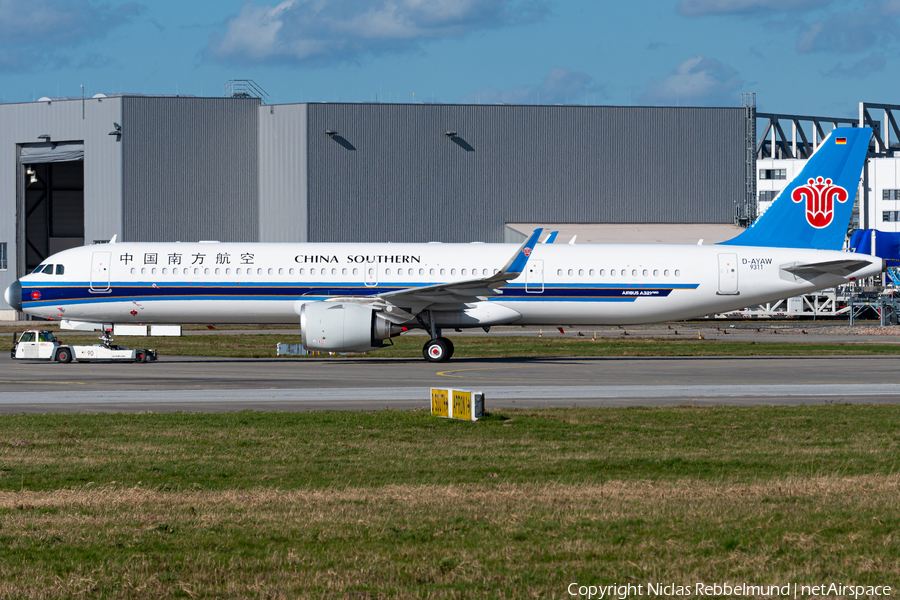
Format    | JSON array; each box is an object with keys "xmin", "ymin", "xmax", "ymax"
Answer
[
  {"xmin": 0, "ymin": 0, "xmax": 141, "ymax": 72},
  {"xmin": 796, "ymin": 4, "xmax": 893, "ymax": 53},
  {"xmin": 824, "ymin": 53, "xmax": 887, "ymax": 78},
  {"xmin": 207, "ymin": 0, "xmax": 547, "ymax": 66},
  {"xmin": 677, "ymin": 0, "xmax": 827, "ymax": 16},
  {"xmin": 0, "ymin": 0, "xmax": 141, "ymax": 44},
  {"xmin": 640, "ymin": 56, "xmax": 744, "ymax": 106},
  {"xmin": 460, "ymin": 67, "xmax": 603, "ymax": 105}
]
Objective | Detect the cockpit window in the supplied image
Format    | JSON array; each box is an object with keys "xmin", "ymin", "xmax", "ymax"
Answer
[
  {"xmin": 42, "ymin": 264, "xmax": 55, "ymax": 274},
  {"xmin": 32, "ymin": 264, "xmax": 47, "ymax": 274},
  {"xmin": 55, "ymin": 264, "xmax": 64, "ymax": 275}
]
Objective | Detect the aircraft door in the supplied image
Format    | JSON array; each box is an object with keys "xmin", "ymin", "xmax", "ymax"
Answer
[
  {"xmin": 525, "ymin": 259, "xmax": 544, "ymax": 293},
  {"xmin": 364, "ymin": 262, "xmax": 378, "ymax": 287},
  {"xmin": 717, "ymin": 253, "xmax": 739, "ymax": 295},
  {"xmin": 90, "ymin": 251, "xmax": 111, "ymax": 292}
]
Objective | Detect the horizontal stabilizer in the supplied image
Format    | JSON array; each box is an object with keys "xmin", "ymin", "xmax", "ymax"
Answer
[{"xmin": 781, "ymin": 259, "xmax": 875, "ymax": 277}]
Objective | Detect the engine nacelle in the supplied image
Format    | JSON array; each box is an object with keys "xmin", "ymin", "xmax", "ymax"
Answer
[{"xmin": 300, "ymin": 302, "xmax": 402, "ymax": 352}]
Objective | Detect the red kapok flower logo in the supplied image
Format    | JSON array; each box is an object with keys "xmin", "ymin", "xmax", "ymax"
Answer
[{"xmin": 791, "ymin": 176, "xmax": 849, "ymax": 229}]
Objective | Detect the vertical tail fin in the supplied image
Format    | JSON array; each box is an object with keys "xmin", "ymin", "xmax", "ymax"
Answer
[{"xmin": 720, "ymin": 126, "xmax": 871, "ymax": 250}]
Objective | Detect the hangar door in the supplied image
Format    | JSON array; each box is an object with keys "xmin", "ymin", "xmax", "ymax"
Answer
[{"xmin": 17, "ymin": 142, "xmax": 84, "ymax": 275}]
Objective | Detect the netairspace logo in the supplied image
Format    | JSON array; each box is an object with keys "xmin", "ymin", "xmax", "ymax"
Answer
[{"xmin": 566, "ymin": 582, "xmax": 892, "ymax": 599}]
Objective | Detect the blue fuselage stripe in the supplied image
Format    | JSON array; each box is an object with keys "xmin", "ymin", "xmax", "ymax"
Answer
[{"xmin": 20, "ymin": 280, "xmax": 699, "ymax": 308}]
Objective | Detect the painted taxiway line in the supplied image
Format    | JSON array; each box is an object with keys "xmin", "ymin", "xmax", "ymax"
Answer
[{"xmin": 1, "ymin": 383, "xmax": 898, "ymax": 405}]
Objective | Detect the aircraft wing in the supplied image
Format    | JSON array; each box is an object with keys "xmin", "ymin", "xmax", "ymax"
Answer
[
  {"xmin": 781, "ymin": 258, "xmax": 878, "ymax": 277},
  {"xmin": 373, "ymin": 228, "xmax": 543, "ymax": 313}
]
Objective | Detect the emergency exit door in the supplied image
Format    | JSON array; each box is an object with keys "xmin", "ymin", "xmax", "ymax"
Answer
[
  {"xmin": 90, "ymin": 251, "xmax": 111, "ymax": 292},
  {"xmin": 525, "ymin": 260, "xmax": 544, "ymax": 293},
  {"xmin": 717, "ymin": 253, "xmax": 739, "ymax": 295}
]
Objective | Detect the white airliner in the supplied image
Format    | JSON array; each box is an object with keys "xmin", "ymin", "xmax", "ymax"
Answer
[{"xmin": 5, "ymin": 127, "xmax": 882, "ymax": 362}]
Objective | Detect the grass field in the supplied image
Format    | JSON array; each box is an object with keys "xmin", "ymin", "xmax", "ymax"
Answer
[{"xmin": 1, "ymin": 405, "xmax": 899, "ymax": 598}]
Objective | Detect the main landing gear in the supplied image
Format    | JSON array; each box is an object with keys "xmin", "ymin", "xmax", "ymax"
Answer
[
  {"xmin": 420, "ymin": 310, "xmax": 455, "ymax": 363},
  {"xmin": 423, "ymin": 337, "xmax": 455, "ymax": 362}
]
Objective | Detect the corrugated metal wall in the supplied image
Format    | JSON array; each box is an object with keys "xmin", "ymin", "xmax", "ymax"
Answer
[
  {"xmin": 0, "ymin": 97, "xmax": 123, "ymax": 309},
  {"xmin": 259, "ymin": 104, "xmax": 307, "ymax": 242},
  {"xmin": 306, "ymin": 104, "xmax": 746, "ymax": 242},
  {"xmin": 122, "ymin": 97, "xmax": 259, "ymax": 242}
]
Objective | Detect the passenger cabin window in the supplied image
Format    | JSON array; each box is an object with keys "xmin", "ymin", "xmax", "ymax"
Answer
[
  {"xmin": 664, "ymin": 269, "xmax": 670, "ymax": 277},
  {"xmin": 675, "ymin": 269, "xmax": 681, "ymax": 277}
]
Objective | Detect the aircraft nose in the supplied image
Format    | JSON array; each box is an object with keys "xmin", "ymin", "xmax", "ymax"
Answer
[{"xmin": 4, "ymin": 280, "xmax": 22, "ymax": 311}]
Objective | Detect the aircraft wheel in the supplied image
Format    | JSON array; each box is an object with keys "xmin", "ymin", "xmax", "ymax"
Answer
[
  {"xmin": 56, "ymin": 349, "xmax": 72, "ymax": 364},
  {"xmin": 423, "ymin": 338, "xmax": 451, "ymax": 362},
  {"xmin": 438, "ymin": 337, "xmax": 455, "ymax": 359}
]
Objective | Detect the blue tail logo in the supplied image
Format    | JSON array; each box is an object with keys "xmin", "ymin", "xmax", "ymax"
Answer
[{"xmin": 721, "ymin": 127, "xmax": 871, "ymax": 250}]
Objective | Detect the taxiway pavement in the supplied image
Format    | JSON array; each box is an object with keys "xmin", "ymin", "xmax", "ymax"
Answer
[{"xmin": 1, "ymin": 353, "xmax": 898, "ymax": 413}]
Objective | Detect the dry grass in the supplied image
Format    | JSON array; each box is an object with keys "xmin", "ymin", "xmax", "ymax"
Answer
[
  {"xmin": 1, "ymin": 477, "xmax": 898, "ymax": 598},
  {"xmin": 2, "ymin": 406, "xmax": 900, "ymax": 597}
]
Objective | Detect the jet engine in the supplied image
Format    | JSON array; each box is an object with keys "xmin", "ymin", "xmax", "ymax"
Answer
[{"xmin": 300, "ymin": 302, "xmax": 403, "ymax": 352}]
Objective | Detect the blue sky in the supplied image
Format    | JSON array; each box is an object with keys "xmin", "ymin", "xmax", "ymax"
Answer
[{"xmin": 0, "ymin": 0, "xmax": 894, "ymax": 117}]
